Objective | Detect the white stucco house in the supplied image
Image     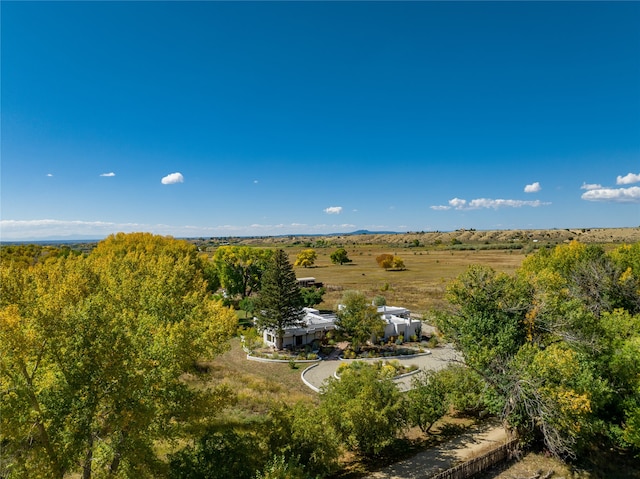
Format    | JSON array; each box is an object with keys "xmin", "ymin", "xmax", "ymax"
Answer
[
  {"xmin": 377, "ymin": 305, "xmax": 421, "ymax": 340},
  {"xmin": 260, "ymin": 305, "xmax": 421, "ymax": 349},
  {"xmin": 261, "ymin": 308, "xmax": 337, "ymax": 350}
]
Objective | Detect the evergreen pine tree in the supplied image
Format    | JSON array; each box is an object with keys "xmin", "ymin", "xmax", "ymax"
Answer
[{"xmin": 255, "ymin": 249, "xmax": 304, "ymax": 349}]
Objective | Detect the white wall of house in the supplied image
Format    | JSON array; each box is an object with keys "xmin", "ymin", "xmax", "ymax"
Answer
[
  {"xmin": 260, "ymin": 305, "xmax": 421, "ymax": 349},
  {"xmin": 261, "ymin": 308, "xmax": 337, "ymax": 349}
]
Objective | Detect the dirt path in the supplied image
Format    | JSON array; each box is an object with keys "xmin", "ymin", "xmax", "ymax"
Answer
[{"xmin": 365, "ymin": 420, "xmax": 509, "ymax": 479}]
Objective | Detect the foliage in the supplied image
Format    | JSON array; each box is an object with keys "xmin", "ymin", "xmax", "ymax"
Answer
[
  {"xmin": 336, "ymin": 359, "xmax": 416, "ymax": 379},
  {"xmin": 254, "ymin": 455, "xmax": 309, "ymax": 479},
  {"xmin": 264, "ymin": 402, "xmax": 341, "ymax": 477},
  {"xmin": 293, "ymin": 249, "xmax": 317, "ymax": 268},
  {"xmin": 201, "ymin": 255, "xmax": 221, "ymax": 293},
  {"xmin": 437, "ymin": 365, "xmax": 486, "ymax": 416},
  {"xmin": 407, "ymin": 370, "xmax": 448, "ymax": 434},
  {"xmin": 168, "ymin": 430, "xmax": 259, "ymax": 479},
  {"xmin": 300, "ymin": 286, "xmax": 325, "ymax": 308},
  {"xmin": 239, "ymin": 296, "xmax": 257, "ymax": 319},
  {"xmin": 373, "ymin": 294, "xmax": 387, "ymax": 306},
  {"xmin": 376, "ymin": 253, "xmax": 405, "ymax": 270},
  {"xmin": 437, "ymin": 265, "xmax": 530, "ymax": 370},
  {"xmin": 330, "ymin": 247, "xmax": 352, "ymax": 265},
  {"xmin": 320, "ymin": 364, "xmax": 405, "ymax": 456},
  {"xmin": 336, "ymin": 290, "xmax": 386, "ymax": 352},
  {"xmin": 435, "ymin": 241, "xmax": 640, "ymax": 459},
  {"xmin": 0, "ymin": 244, "xmax": 82, "ymax": 268},
  {"xmin": 255, "ymin": 250, "xmax": 304, "ymax": 349},
  {"xmin": 212, "ymin": 246, "xmax": 273, "ymax": 299},
  {"xmin": 0, "ymin": 233, "xmax": 237, "ymax": 478}
]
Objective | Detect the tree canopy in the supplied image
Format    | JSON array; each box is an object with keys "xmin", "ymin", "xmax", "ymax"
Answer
[
  {"xmin": 336, "ymin": 291, "xmax": 385, "ymax": 352},
  {"xmin": 330, "ymin": 248, "xmax": 352, "ymax": 265},
  {"xmin": 0, "ymin": 233, "xmax": 237, "ymax": 478},
  {"xmin": 293, "ymin": 249, "xmax": 317, "ymax": 268},
  {"xmin": 375, "ymin": 253, "xmax": 405, "ymax": 270},
  {"xmin": 320, "ymin": 363, "xmax": 404, "ymax": 456},
  {"xmin": 212, "ymin": 245, "xmax": 273, "ymax": 299},
  {"xmin": 435, "ymin": 241, "xmax": 640, "ymax": 458}
]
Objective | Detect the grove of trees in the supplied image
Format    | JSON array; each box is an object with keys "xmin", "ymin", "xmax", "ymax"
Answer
[
  {"xmin": 0, "ymin": 233, "xmax": 237, "ymax": 479},
  {"xmin": 375, "ymin": 253, "xmax": 405, "ymax": 270},
  {"xmin": 434, "ymin": 241, "xmax": 640, "ymax": 458}
]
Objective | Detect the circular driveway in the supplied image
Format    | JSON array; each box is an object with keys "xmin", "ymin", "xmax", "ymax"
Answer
[{"xmin": 301, "ymin": 344, "xmax": 462, "ymax": 392}]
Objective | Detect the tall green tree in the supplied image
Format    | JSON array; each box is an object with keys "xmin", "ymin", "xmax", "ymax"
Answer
[
  {"xmin": 0, "ymin": 233, "xmax": 237, "ymax": 479},
  {"xmin": 255, "ymin": 249, "xmax": 304, "ymax": 350},
  {"xmin": 335, "ymin": 291, "xmax": 385, "ymax": 352},
  {"xmin": 330, "ymin": 248, "xmax": 351, "ymax": 265},
  {"xmin": 212, "ymin": 246, "xmax": 273, "ymax": 299}
]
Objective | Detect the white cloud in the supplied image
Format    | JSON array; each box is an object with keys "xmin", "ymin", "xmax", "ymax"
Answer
[
  {"xmin": 581, "ymin": 186, "xmax": 640, "ymax": 203},
  {"xmin": 449, "ymin": 198, "xmax": 467, "ymax": 208},
  {"xmin": 432, "ymin": 197, "xmax": 550, "ymax": 211},
  {"xmin": 324, "ymin": 206, "xmax": 343, "ymax": 215},
  {"xmin": 468, "ymin": 198, "xmax": 548, "ymax": 209},
  {"xmin": 616, "ymin": 172, "xmax": 640, "ymax": 185},
  {"xmin": 161, "ymin": 172, "xmax": 184, "ymax": 185},
  {"xmin": 100, "ymin": 172, "xmax": 116, "ymax": 177},
  {"xmin": 581, "ymin": 182, "xmax": 602, "ymax": 190},
  {"xmin": 524, "ymin": 182, "xmax": 541, "ymax": 193},
  {"xmin": 46, "ymin": 173, "xmax": 53, "ymax": 177}
]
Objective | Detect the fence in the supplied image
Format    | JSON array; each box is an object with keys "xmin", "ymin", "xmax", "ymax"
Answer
[{"xmin": 428, "ymin": 439, "xmax": 519, "ymax": 479}]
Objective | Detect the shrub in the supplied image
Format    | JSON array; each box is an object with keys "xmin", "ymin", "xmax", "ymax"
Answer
[
  {"xmin": 169, "ymin": 430, "xmax": 259, "ymax": 479},
  {"xmin": 255, "ymin": 455, "xmax": 308, "ymax": 479},
  {"xmin": 265, "ymin": 403, "xmax": 340, "ymax": 477}
]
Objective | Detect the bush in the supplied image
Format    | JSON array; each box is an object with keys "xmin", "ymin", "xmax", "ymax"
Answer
[
  {"xmin": 265, "ymin": 403, "xmax": 340, "ymax": 477},
  {"xmin": 438, "ymin": 365, "xmax": 487, "ymax": 416},
  {"xmin": 169, "ymin": 430, "xmax": 259, "ymax": 479},
  {"xmin": 255, "ymin": 455, "xmax": 309, "ymax": 479}
]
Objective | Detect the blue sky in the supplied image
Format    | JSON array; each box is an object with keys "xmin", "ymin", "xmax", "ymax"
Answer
[{"xmin": 2, "ymin": 1, "xmax": 639, "ymax": 241}]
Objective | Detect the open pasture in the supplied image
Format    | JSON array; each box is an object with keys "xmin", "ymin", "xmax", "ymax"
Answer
[{"xmin": 286, "ymin": 245, "xmax": 526, "ymax": 313}]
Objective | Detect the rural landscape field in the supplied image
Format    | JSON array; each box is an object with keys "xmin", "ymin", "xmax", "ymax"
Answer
[
  {"xmin": 4, "ymin": 228, "xmax": 638, "ymax": 478},
  {"xmin": 197, "ymin": 227, "xmax": 640, "ymax": 313}
]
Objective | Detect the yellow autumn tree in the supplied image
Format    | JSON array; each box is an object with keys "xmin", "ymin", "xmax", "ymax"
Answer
[
  {"xmin": 294, "ymin": 248, "xmax": 317, "ymax": 268},
  {"xmin": 0, "ymin": 233, "xmax": 237, "ymax": 478}
]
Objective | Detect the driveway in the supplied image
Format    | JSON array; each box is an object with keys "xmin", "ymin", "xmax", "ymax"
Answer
[{"xmin": 301, "ymin": 344, "xmax": 462, "ymax": 392}]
